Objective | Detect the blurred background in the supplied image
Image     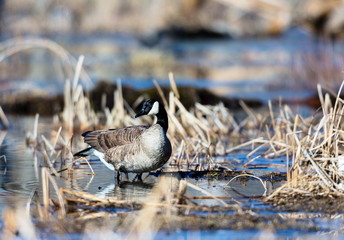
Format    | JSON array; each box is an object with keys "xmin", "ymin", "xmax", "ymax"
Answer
[{"xmin": 1, "ymin": 0, "xmax": 344, "ymax": 111}]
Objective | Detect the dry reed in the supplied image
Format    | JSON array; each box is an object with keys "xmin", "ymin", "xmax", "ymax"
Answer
[
  {"xmin": 241, "ymin": 81, "xmax": 344, "ymax": 196},
  {"xmin": 26, "ymin": 114, "xmax": 95, "ymax": 178},
  {"xmin": 0, "ymin": 109, "xmax": 8, "ymax": 172},
  {"xmin": 0, "ymin": 106, "xmax": 9, "ymax": 129}
]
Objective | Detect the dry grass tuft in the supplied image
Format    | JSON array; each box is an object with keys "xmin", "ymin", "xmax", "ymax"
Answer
[
  {"xmin": 62, "ymin": 55, "xmax": 98, "ymax": 132},
  {"xmin": 243, "ymin": 80, "xmax": 344, "ymax": 197}
]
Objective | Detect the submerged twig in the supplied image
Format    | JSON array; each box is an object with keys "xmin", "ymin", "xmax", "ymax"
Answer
[{"xmin": 225, "ymin": 174, "xmax": 267, "ymax": 197}]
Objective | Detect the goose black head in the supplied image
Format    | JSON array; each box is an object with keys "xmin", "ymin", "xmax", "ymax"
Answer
[{"xmin": 135, "ymin": 99, "xmax": 160, "ymax": 118}]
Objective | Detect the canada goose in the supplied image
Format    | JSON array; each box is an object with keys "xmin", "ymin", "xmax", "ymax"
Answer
[{"xmin": 74, "ymin": 99, "xmax": 172, "ymax": 182}]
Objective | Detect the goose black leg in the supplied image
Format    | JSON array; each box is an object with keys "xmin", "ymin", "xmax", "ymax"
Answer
[
  {"xmin": 133, "ymin": 173, "xmax": 143, "ymax": 182},
  {"xmin": 137, "ymin": 173, "xmax": 143, "ymax": 182},
  {"xmin": 116, "ymin": 170, "xmax": 121, "ymax": 183}
]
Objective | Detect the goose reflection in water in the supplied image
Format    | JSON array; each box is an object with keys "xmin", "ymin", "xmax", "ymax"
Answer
[{"xmin": 96, "ymin": 176, "xmax": 155, "ymax": 200}]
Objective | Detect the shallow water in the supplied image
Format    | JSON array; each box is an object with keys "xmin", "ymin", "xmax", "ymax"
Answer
[
  {"xmin": 1, "ymin": 116, "xmax": 344, "ymax": 239},
  {"xmin": 156, "ymin": 229, "xmax": 344, "ymax": 240},
  {"xmin": 0, "ymin": 116, "xmax": 285, "ymax": 208}
]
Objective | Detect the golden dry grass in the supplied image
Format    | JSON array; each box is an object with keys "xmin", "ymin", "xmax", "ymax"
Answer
[{"xmin": 246, "ymin": 82, "xmax": 344, "ymax": 196}]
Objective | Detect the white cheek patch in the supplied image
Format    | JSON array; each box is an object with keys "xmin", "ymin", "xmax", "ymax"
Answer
[{"xmin": 147, "ymin": 101, "xmax": 159, "ymax": 115}]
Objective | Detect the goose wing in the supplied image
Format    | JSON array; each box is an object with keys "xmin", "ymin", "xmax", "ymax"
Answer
[{"xmin": 82, "ymin": 125, "xmax": 149, "ymax": 153}]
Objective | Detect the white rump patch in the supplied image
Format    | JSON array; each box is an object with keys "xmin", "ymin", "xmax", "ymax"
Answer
[
  {"xmin": 94, "ymin": 150, "xmax": 114, "ymax": 171},
  {"xmin": 147, "ymin": 101, "xmax": 159, "ymax": 115}
]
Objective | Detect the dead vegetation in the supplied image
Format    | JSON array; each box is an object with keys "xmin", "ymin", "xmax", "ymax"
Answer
[
  {"xmin": 246, "ymin": 81, "xmax": 344, "ymax": 205},
  {"xmin": 0, "ymin": 38, "xmax": 258, "ymax": 173},
  {"xmin": 2, "ymin": 172, "xmax": 245, "ymax": 238},
  {"xmin": 3, "ymin": 37, "xmax": 344, "ymax": 237},
  {"xmin": 0, "ymin": 107, "xmax": 8, "ymax": 166},
  {"xmin": 0, "ymin": 39, "xmax": 261, "ymax": 171},
  {"xmin": 19, "ymin": 37, "xmax": 344, "ymax": 197},
  {"xmin": 27, "ymin": 59, "xmax": 249, "ymax": 173}
]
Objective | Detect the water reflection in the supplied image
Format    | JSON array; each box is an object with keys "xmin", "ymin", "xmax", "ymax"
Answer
[
  {"xmin": 113, "ymin": 181, "xmax": 154, "ymax": 199},
  {"xmin": 56, "ymin": 163, "xmax": 285, "ymax": 207},
  {"xmin": 0, "ymin": 116, "xmax": 287, "ymax": 217},
  {"xmin": 0, "ymin": 118, "xmax": 41, "ymax": 212},
  {"xmin": 95, "ymin": 178, "xmax": 156, "ymax": 201}
]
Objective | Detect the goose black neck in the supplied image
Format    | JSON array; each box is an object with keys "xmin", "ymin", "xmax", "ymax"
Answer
[{"xmin": 156, "ymin": 105, "xmax": 168, "ymax": 132}]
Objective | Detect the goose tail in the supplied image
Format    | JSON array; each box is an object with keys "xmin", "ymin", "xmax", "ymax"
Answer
[
  {"xmin": 74, "ymin": 147, "xmax": 94, "ymax": 157},
  {"xmin": 74, "ymin": 147, "xmax": 115, "ymax": 171}
]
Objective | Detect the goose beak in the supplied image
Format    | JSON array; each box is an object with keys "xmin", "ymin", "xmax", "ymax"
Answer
[{"xmin": 135, "ymin": 110, "xmax": 145, "ymax": 118}]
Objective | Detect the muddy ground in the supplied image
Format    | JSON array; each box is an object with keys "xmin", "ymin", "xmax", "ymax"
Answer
[
  {"xmin": 267, "ymin": 191, "xmax": 344, "ymax": 214},
  {"xmin": 35, "ymin": 205, "xmax": 323, "ymax": 235}
]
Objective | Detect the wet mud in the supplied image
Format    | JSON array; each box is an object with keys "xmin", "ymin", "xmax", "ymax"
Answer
[
  {"xmin": 34, "ymin": 206, "xmax": 323, "ymax": 235},
  {"xmin": 267, "ymin": 191, "xmax": 344, "ymax": 214}
]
